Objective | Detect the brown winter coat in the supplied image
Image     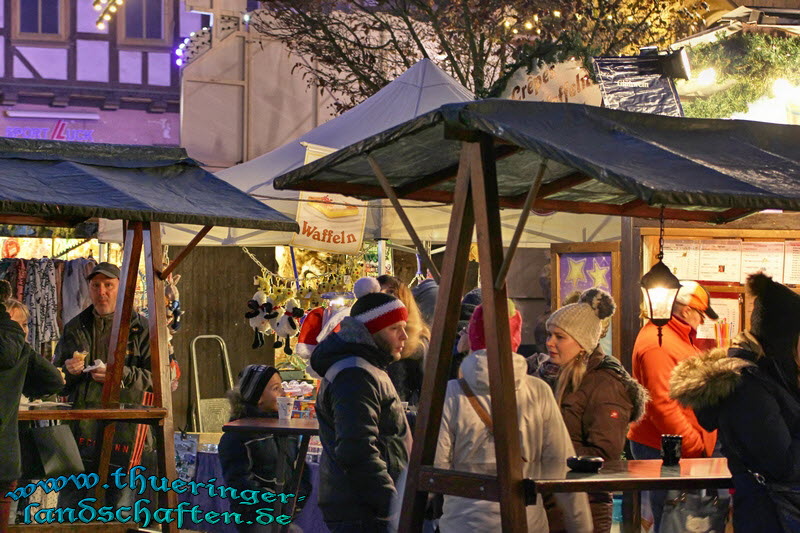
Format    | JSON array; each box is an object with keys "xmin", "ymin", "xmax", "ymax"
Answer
[
  {"xmin": 549, "ymin": 351, "xmax": 648, "ymax": 533},
  {"xmin": 561, "ymin": 352, "xmax": 648, "ymax": 461}
]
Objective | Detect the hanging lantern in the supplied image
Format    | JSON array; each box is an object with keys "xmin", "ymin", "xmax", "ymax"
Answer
[{"xmin": 640, "ymin": 207, "xmax": 681, "ymax": 346}]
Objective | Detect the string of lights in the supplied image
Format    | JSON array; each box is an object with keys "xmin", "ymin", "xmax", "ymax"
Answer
[
  {"xmin": 176, "ymin": 27, "xmax": 212, "ymax": 67},
  {"xmin": 93, "ymin": 0, "xmax": 123, "ymax": 30},
  {"xmin": 497, "ymin": 3, "xmax": 710, "ymax": 37}
]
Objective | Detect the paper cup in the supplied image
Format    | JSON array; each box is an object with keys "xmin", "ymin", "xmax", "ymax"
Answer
[{"xmin": 277, "ymin": 397, "xmax": 294, "ymax": 420}]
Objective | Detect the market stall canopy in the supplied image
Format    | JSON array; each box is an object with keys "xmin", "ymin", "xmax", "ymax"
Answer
[
  {"xmin": 274, "ymin": 99, "xmax": 800, "ymax": 222},
  {"xmin": 100, "ymin": 59, "xmax": 619, "ymax": 247},
  {"xmin": 0, "ymin": 138, "xmax": 298, "ymax": 232}
]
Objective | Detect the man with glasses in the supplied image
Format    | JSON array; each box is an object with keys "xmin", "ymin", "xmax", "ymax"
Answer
[{"xmin": 627, "ymin": 281, "xmax": 719, "ymax": 531}]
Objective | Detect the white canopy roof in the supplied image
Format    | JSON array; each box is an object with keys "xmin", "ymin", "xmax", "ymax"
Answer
[{"xmin": 99, "ymin": 59, "xmax": 620, "ymax": 247}]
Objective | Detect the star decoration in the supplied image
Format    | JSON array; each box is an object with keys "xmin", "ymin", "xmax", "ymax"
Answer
[
  {"xmin": 588, "ymin": 259, "xmax": 610, "ymax": 289},
  {"xmin": 564, "ymin": 257, "xmax": 587, "ymax": 288}
]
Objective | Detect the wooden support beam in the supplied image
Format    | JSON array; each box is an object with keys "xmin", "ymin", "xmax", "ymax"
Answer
[
  {"xmin": 395, "ymin": 144, "xmax": 520, "ymax": 197},
  {"xmin": 621, "ymin": 199, "xmax": 647, "ymax": 212},
  {"xmin": 400, "ymin": 147, "xmax": 475, "ymax": 533},
  {"xmin": 94, "ymin": 222, "xmax": 143, "ymax": 502},
  {"xmin": 367, "ymin": 155, "xmax": 441, "ymax": 283},
  {"xmin": 144, "ymin": 222, "xmax": 179, "ymax": 532},
  {"xmin": 18, "ymin": 407, "xmax": 167, "ymax": 421},
  {"xmin": 289, "ymin": 179, "xmax": 456, "ymax": 204},
  {"xmin": 495, "ymin": 160, "xmax": 547, "ymax": 290},
  {"xmin": 0, "ymin": 214, "xmax": 86, "ymax": 227},
  {"xmin": 418, "ymin": 467, "xmax": 500, "ymax": 501},
  {"xmin": 159, "ymin": 225, "xmax": 212, "ymax": 280},
  {"xmin": 536, "ymin": 171, "xmax": 591, "ymax": 198},
  {"xmin": 102, "ymin": 222, "xmax": 143, "ymax": 405},
  {"xmin": 717, "ymin": 207, "xmax": 755, "ymax": 223},
  {"xmin": 287, "ymin": 178, "xmax": 743, "ymax": 223},
  {"xmin": 532, "ymin": 198, "xmax": 735, "ymax": 223},
  {"xmin": 470, "ymin": 134, "xmax": 527, "ymax": 532}
]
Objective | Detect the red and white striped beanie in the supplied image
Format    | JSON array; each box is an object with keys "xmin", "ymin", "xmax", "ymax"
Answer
[{"xmin": 351, "ymin": 292, "xmax": 408, "ymax": 334}]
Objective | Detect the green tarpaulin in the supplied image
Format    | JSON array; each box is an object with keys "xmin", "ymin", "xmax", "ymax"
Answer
[
  {"xmin": 0, "ymin": 138, "xmax": 299, "ymax": 232},
  {"xmin": 274, "ymin": 100, "xmax": 800, "ymax": 222}
]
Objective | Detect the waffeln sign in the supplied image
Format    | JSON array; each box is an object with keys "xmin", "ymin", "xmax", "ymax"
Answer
[{"xmin": 290, "ymin": 143, "xmax": 367, "ymax": 253}]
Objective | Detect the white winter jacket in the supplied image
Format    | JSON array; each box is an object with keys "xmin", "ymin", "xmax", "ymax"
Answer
[{"xmin": 434, "ymin": 350, "xmax": 593, "ymax": 533}]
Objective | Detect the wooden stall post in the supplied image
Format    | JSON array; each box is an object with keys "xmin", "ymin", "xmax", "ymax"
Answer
[
  {"xmin": 93, "ymin": 222, "xmax": 143, "ymax": 501},
  {"xmin": 399, "ymin": 148, "xmax": 476, "ymax": 532},
  {"xmin": 144, "ymin": 222, "xmax": 179, "ymax": 528},
  {"xmin": 469, "ymin": 134, "xmax": 527, "ymax": 532}
]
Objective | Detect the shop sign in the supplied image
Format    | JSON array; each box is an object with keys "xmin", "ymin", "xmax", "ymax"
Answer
[
  {"xmin": 290, "ymin": 142, "xmax": 367, "ymax": 254},
  {"xmin": 499, "ymin": 59, "xmax": 601, "ymax": 105},
  {"xmin": 5, "ymin": 120, "xmax": 94, "ymax": 142},
  {"xmin": 291, "ymin": 192, "xmax": 367, "ymax": 254}
]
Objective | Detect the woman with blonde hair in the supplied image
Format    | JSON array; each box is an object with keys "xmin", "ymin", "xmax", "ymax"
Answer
[
  {"xmin": 5, "ymin": 298, "xmax": 30, "ymax": 338},
  {"xmin": 378, "ymin": 275, "xmax": 430, "ymax": 405},
  {"xmin": 544, "ymin": 288, "xmax": 648, "ymax": 533}
]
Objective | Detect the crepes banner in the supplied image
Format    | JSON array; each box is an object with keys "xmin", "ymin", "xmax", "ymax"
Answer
[
  {"xmin": 290, "ymin": 191, "xmax": 367, "ymax": 253},
  {"xmin": 499, "ymin": 59, "xmax": 601, "ymax": 106},
  {"xmin": 290, "ymin": 142, "xmax": 367, "ymax": 253}
]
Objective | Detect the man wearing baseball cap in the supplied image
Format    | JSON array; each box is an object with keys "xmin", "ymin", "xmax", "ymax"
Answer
[
  {"xmin": 627, "ymin": 280, "xmax": 719, "ymax": 531},
  {"xmin": 311, "ymin": 285, "xmax": 411, "ymax": 533},
  {"xmin": 53, "ymin": 262, "xmax": 153, "ymax": 510}
]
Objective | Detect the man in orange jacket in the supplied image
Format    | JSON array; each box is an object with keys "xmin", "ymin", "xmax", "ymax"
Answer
[{"xmin": 628, "ymin": 280, "xmax": 718, "ymax": 532}]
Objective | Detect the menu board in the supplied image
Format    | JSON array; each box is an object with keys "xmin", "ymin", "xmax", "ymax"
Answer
[
  {"xmin": 784, "ymin": 241, "xmax": 800, "ymax": 285},
  {"xmin": 696, "ymin": 296, "xmax": 741, "ymax": 341},
  {"xmin": 740, "ymin": 241, "xmax": 785, "ymax": 283},
  {"xmin": 662, "ymin": 240, "xmax": 700, "ymax": 279},
  {"xmin": 699, "ymin": 240, "xmax": 742, "ymax": 282}
]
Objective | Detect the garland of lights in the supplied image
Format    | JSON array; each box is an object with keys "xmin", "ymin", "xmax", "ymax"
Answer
[
  {"xmin": 93, "ymin": 0, "xmax": 123, "ymax": 30},
  {"xmin": 682, "ymin": 33, "xmax": 800, "ymax": 119},
  {"xmin": 175, "ymin": 27, "xmax": 212, "ymax": 67}
]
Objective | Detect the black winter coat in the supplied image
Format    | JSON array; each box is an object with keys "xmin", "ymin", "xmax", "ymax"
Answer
[
  {"xmin": 310, "ymin": 317, "xmax": 409, "ymax": 523},
  {"xmin": 52, "ymin": 305, "xmax": 152, "ymax": 468},
  {"xmin": 670, "ymin": 334, "xmax": 800, "ymax": 533},
  {"xmin": 218, "ymin": 404, "xmax": 312, "ymax": 527},
  {"xmin": 0, "ymin": 304, "xmax": 64, "ymax": 482}
]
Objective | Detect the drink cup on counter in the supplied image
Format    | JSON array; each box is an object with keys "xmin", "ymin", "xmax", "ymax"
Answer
[
  {"xmin": 661, "ymin": 434, "xmax": 683, "ymax": 466},
  {"xmin": 277, "ymin": 396, "xmax": 294, "ymax": 420}
]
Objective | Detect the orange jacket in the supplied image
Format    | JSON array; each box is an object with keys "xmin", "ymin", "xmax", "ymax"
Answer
[{"xmin": 627, "ymin": 319, "xmax": 716, "ymax": 458}]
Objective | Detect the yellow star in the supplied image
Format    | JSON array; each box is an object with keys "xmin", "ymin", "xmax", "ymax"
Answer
[
  {"xmin": 565, "ymin": 257, "xmax": 587, "ymax": 288},
  {"xmin": 588, "ymin": 259, "xmax": 610, "ymax": 290}
]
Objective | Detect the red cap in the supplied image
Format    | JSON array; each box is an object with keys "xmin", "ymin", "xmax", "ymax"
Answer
[{"xmin": 467, "ymin": 304, "xmax": 522, "ymax": 353}]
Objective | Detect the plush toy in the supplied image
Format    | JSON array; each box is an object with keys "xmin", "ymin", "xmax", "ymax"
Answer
[
  {"xmin": 163, "ymin": 274, "xmax": 183, "ymax": 391},
  {"xmin": 165, "ymin": 274, "xmax": 182, "ymax": 332},
  {"xmin": 245, "ymin": 287, "xmax": 279, "ymax": 349},
  {"xmin": 273, "ymin": 298, "xmax": 305, "ymax": 355}
]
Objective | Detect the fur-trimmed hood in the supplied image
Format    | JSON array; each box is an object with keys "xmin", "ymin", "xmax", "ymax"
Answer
[
  {"xmin": 594, "ymin": 354, "xmax": 650, "ymax": 422},
  {"xmin": 670, "ymin": 331, "xmax": 759, "ymax": 411}
]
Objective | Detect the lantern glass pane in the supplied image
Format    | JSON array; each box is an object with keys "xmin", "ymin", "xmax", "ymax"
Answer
[{"xmin": 643, "ymin": 286, "xmax": 679, "ymax": 321}]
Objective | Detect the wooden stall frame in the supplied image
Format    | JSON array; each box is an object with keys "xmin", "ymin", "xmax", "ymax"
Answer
[
  {"xmin": 399, "ymin": 136, "xmax": 529, "ymax": 533},
  {"xmin": 551, "ymin": 241, "xmax": 622, "ymax": 359},
  {"xmin": 17, "ymin": 221, "xmax": 211, "ymax": 533}
]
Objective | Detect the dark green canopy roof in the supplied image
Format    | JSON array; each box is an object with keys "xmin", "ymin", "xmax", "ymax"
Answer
[
  {"xmin": 0, "ymin": 138, "xmax": 299, "ymax": 232},
  {"xmin": 274, "ymin": 100, "xmax": 800, "ymax": 223}
]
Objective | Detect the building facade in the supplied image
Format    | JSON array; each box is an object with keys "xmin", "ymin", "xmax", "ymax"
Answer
[{"xmin": 0, "ymin": 0, "xmax": 205, "ymax": 145}]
